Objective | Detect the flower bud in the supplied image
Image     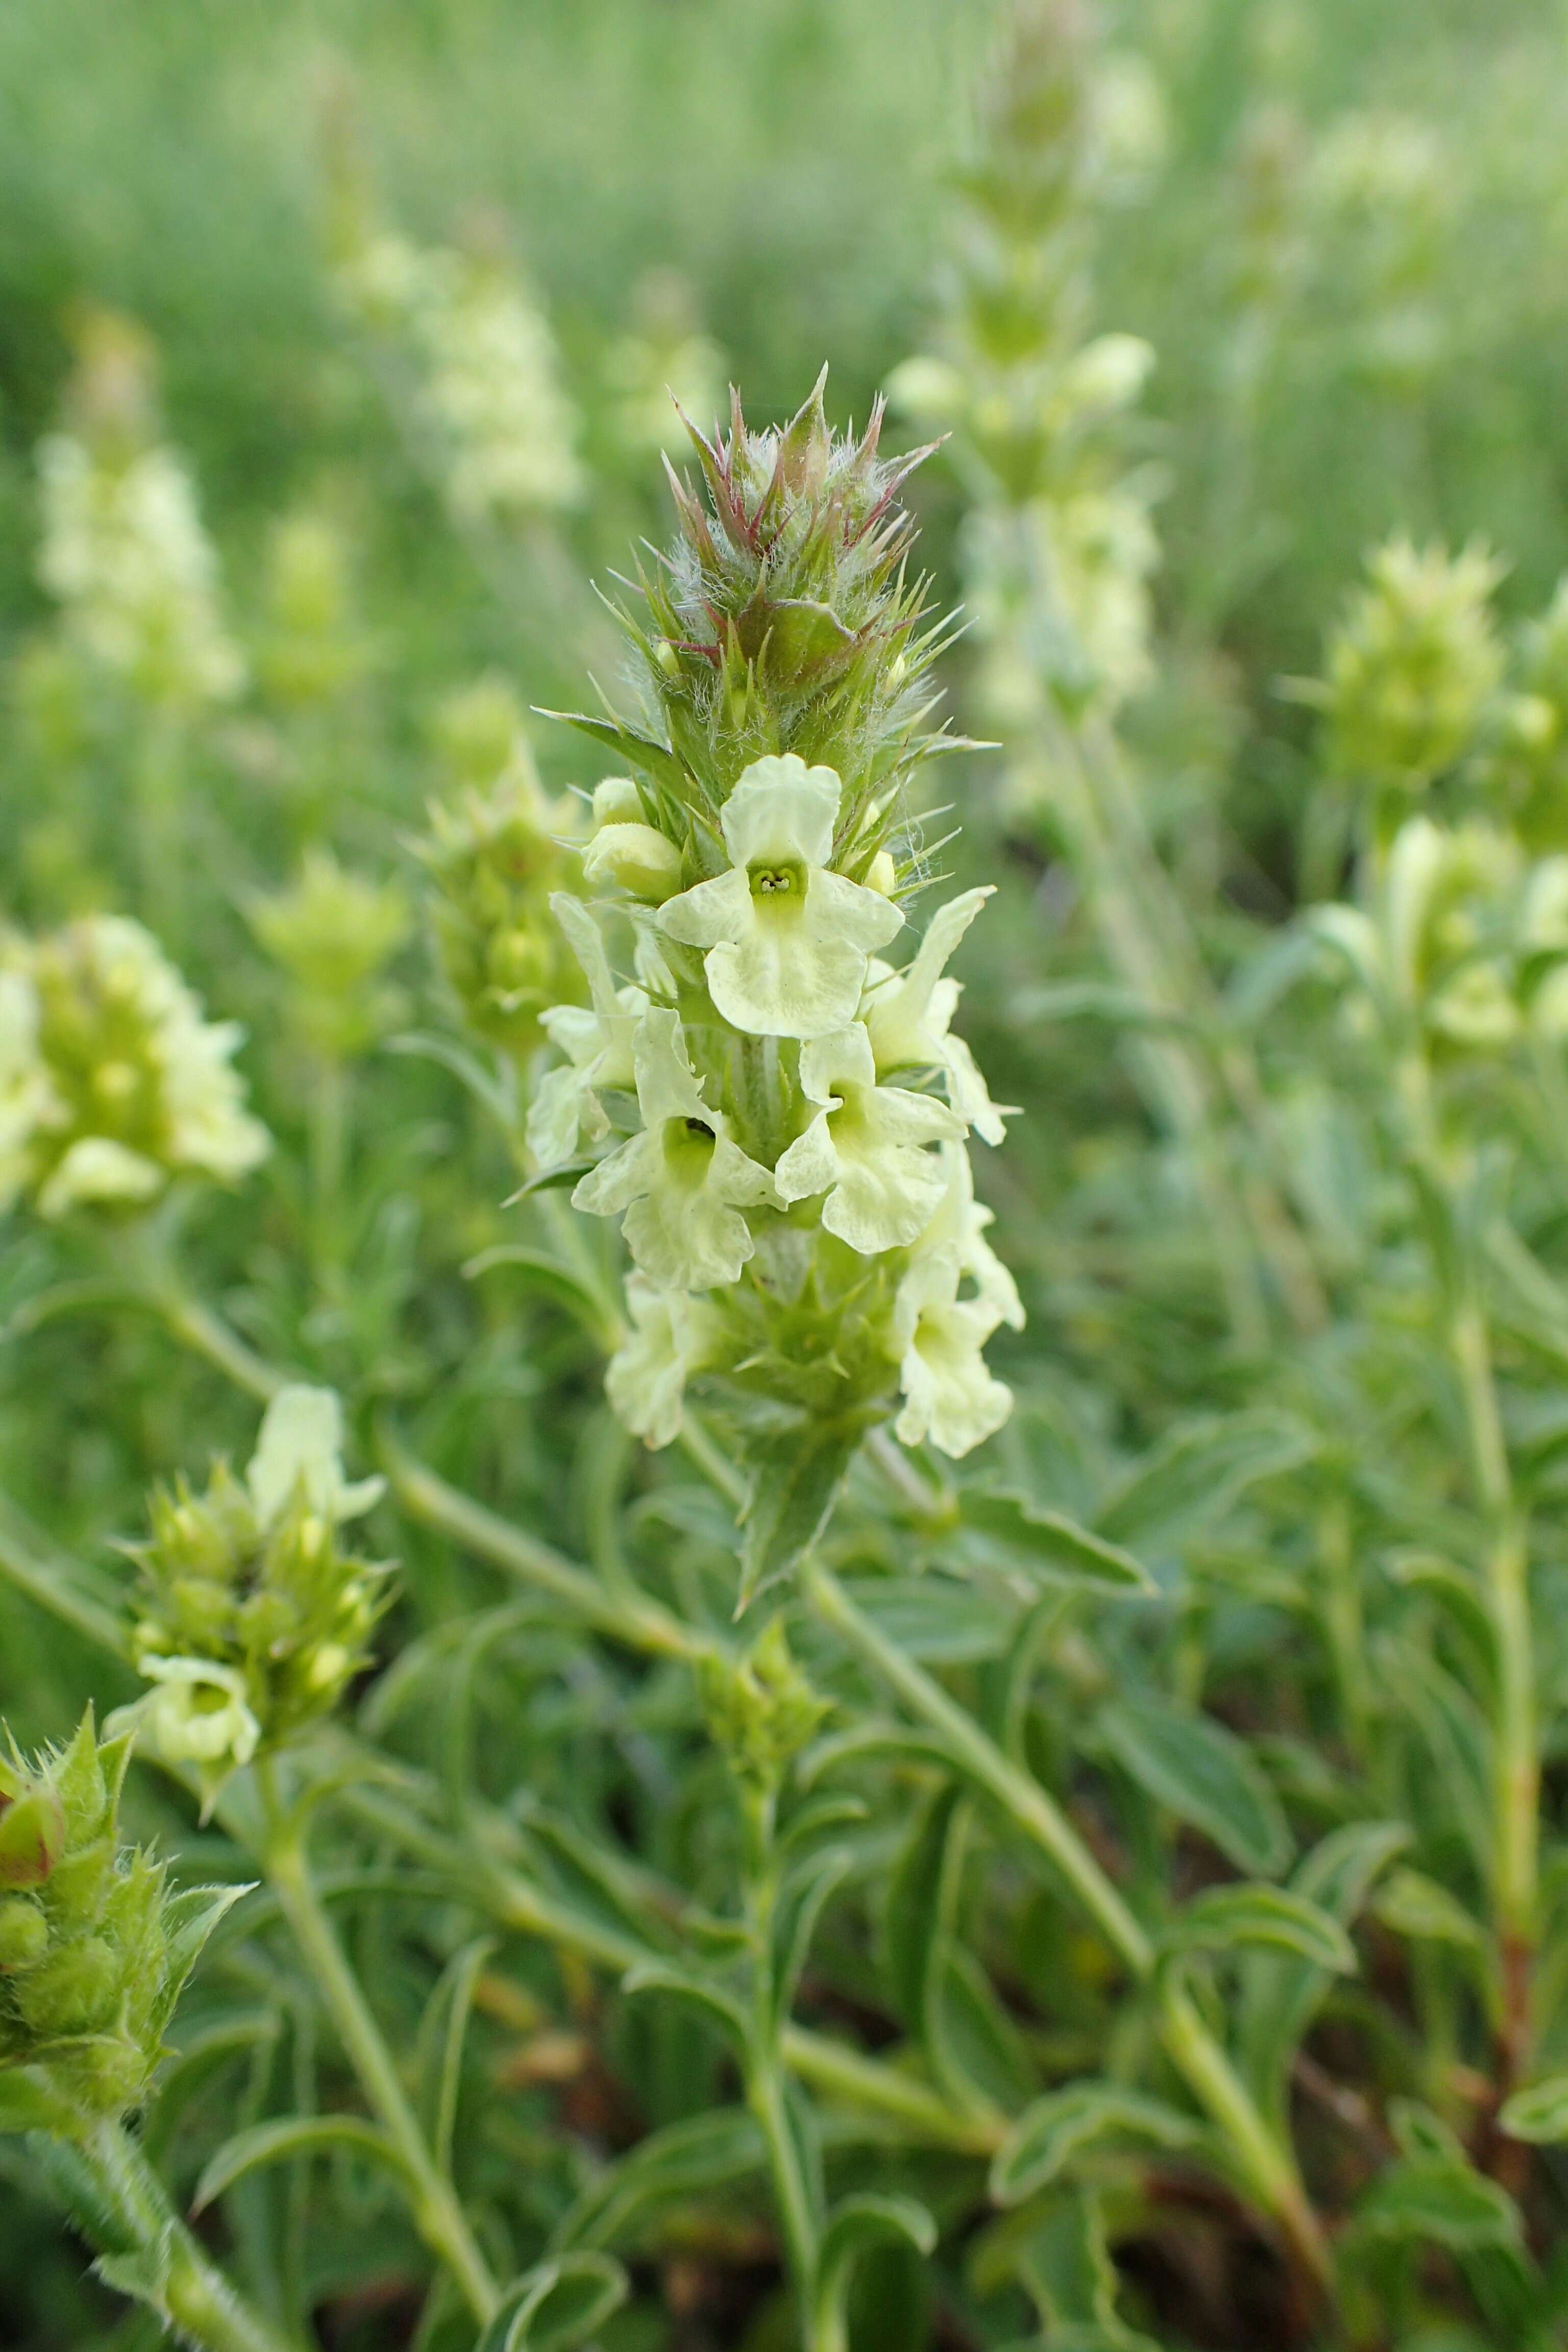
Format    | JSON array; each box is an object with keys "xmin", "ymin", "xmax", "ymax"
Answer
[
  {"xmin": 581, "ymin": 822, "xmax": 684, "ymax": 902},
  {"xmin": 699, "ymin": 1621, "xmax": 827, "ymax": 1793},
  {"xmin": 0, "ymin": 1785, "xmax": 65, "ymax": 1890},
  {"xmin": 1319, "ymin": 537, "xmax": 1505, "ymax": 794},
  {"xmin": 592, "ymin": 776, "xmax": 646, "ymax": 827},
  {"xmin": 0, "ymin": 1895, "xmax": 48, "ymax": 1972}
]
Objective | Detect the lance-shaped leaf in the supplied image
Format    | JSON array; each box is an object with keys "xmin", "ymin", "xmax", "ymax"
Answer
[
  {"xmin": 1163, "ymin": 1884, "xmax": 1355, "ymax": 1974},
  {"xmin": 619, "ymin": 1961, "xmax": 749, "ymax": 2057},
  {"xmin": 1500, "ymin": 2077, "xmax": 1568, "ymax": 2144},
  {"xmin": 959, "ymin": 1490, "xmax": 1154, "ymax": 1593},
  {"xmin": 416, "ymin": 1935, "xmax": 496, "ymax": 2173},
  {"xmin": 813, "ymin": 2194, "xmax": 937, "ymax": 2346},
  {"xmin": 555, "ymin": 2108, "xmax": 766, "ymax": 2250},
  {"xmin": 1354, "ymin": 2155, "xmax": 1522, "ymax": 2252},
  {"xmin": 1237, "ymin": 1819, "xmax": 1408, "ymax": 2129},
  {"xmin": 192, "ymin": 2116, "xmax": 419, "ymax": 2215},
  {"xmin": 1096, "ymin": 1696, "xmax": 1292, "ymax": 1877},
  {"xmin": 737, "ymin": 1417, "xmax": 863, "ymax": 1611},
  {"xmin": 991, "ymin": 2083, "xmax": 1204, "ymax": 2206},
  {"xmin": 837, "ymin": 1572, "xmax": 1017, "ymax": 1662},
  {"xmin": 1371, "ymin": 1869, "xmax": 1487, "ymax": 1952},
  {"xmin": 475, "ymin": 2254, "xmax": 628, "ymax": 2352},
  {"xmin": 1095, "ymin": 1412, "xmax": 1316, "ymax": 1554}
]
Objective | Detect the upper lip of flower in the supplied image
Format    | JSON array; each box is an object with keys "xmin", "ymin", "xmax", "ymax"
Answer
[{"xmin": 656, "ymin": 754, "xmax": 903, "ymax": 1038}]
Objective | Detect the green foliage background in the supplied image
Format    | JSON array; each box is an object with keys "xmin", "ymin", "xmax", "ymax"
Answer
[{"xmin": 5, "ymin": 2, "xmax": 1568, "ymax": 2347}]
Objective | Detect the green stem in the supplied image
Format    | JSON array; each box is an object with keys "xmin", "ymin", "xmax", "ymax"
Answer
[
  {"xmin": 1157, "ymin": 1983, "xmax": 1331, "ymax": 2299},
  {"xmin": 1404, "ymin": 1049, "xmax": 1538, "ymax": 2073},
  {"xmin": 258, "ymin": 1780, "xmax": 499, "ymax": 2325},
  {"xmin": 0, "ymin": 1507, "xmax": 131, "ymax": 1659},
  {"xmin": 157, "ymin": 1287, "xmax": 286, "ymax": 1405},
  {"xmin": 377, "ymin": 1422, "xmax": 728, "ymax": 1669},
  {"xmin": 801, "ymin": 1559, "xmax": 1332, "ymax": 2294},
  {"xmin": 803, "ymin": 1560, "xmax": 1150, "ymax": 1972},
  {"xmin": 742, "ymin": 1787, "xmax": 820, "ymax": 2329},
  {"xmin": 83, "ymin": 2120, "xmax": 304, "ymax": 2352},
  {"xmin": 308, "ymin": 1052, "xmax": 349, "ymax": 1285},
  {"xmin": 116, "ymin": 1224, "xmax": 288, "ymax": 1404}
]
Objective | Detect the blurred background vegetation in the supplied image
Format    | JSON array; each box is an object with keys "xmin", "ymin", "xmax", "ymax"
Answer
[{"xmin": 5, "ymin": 1, "xmax": 1568, "ymax": 2344}]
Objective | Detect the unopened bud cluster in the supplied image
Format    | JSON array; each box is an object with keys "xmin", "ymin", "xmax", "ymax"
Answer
[
  {"xmin": 699, "ymin": 1621, "xmax": 826, "ymax": 1795},
  {"xmin": 256, "ymin": 513, "xmax": 371, "ymax": 711},
  {"xmin": 0, "ymin": 1713, "xmax": 241, "ymax": 2132},
  {"xmin": 1313, "ymin": 812, "xmax": 1568, "ymax": 1057},
  {"xmin": 247, "ymin": 850, "xmax": 410, "ymax": 1059},
  {"xmin": 416, "ymin": 683, "xmax": 587, "ymax": 1058},
  {"xmin": 125, "ymin": 1387, "xmax": 391, "ymax": 1797},
  {"xmin": 0, "ymin": 914, "xmax": 270, "ymax": 1220},
  {"xmin": 530, "ymin": 379, "xmax": 1022, "ymax": 1554},
  {"xmin": 1315, "ymin": 538, "xmax": 1506, "ymax": 797},
  {"xmin": 338, "ymin": 231, "xmax": 583, "ymax": 523},
  {"xmin": 1301, "ymin": 535, "xmax": 1568, "ymax": 854}
]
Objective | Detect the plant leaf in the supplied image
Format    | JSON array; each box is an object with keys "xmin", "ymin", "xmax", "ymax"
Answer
[
  {"xmin": 1500, "ymin": 2077, "xmax": 1568, "ymax": 2144},
  {"xmin": 619, "ymin": 1962, "xmax": 749, "ymax": 2056},
  {"xmin": 1355, "ymin": 2155, "xmax": 1522, "ymax": 2251},
  {"xmin": 1237, "ymin": 1820, "xmax": 1408, "ymax": 2128},
  {"xmin": 1097, "ymin": 1697, "xmax": 1292, "ymax": 1876},
  {"xmin": 1371, "ymin": 1869, "xmax": 1487, "ymax": 1951},
  {"xmin": 555, "ymin": 2109, "xmax": 766, "ymax": 2250},
  {"xmin": 838, "ymin": 1572, "xmax": 1017, "ymax": 1661},
  {"xmin": 476, "ymin": 2253, "xmax": 628, "ymax": 2352},
  {"xmin": 1165, "ymin": 1884, "xmax": 1355, "ymax": 1973},
  {"xmin": 1095, "ymin": 1413, "xmax": 1315, "ymax": 1554},
  {"xmin": 192, "ymin": 2116, "xmax": 418, "ymax": 2215},
  {"xmin": 737, "ymin": 1419, "xmax": 862, "ymax": 1609},
  {"xmin": 416, "ymin": 1935, "xmax": 496, "ymax": 2173},
  {"xmin": 991, "ymin": 2084, "xmax": 1203, "ymax": 2206},
  {"xmin": 959, "ymin": 1490, "xmax": 1155, "ymax": 1594},
  {"xmin": 814, "ymin": 2194, "xmax": 937, "ymax": 2345}
]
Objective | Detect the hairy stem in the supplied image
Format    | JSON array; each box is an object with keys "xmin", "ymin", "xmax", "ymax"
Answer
[
  {"xmin": 377, "ymin": 1422, "xmax": 729, "ymax": 1668},
  {"xmin": 81, "ymin": 2121, "xmax": 305, "ymax": 2352}
]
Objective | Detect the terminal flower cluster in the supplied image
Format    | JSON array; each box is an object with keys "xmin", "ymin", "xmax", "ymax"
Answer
[
  {"xmin": 0, "ymin": 914, "xmax": 270, "ymax": 1220},
  {"xmin": 528, "ymin": 378, "xmax": 1022, "ymax": 1582}
]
